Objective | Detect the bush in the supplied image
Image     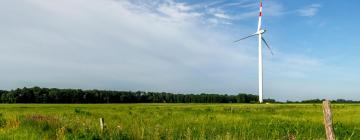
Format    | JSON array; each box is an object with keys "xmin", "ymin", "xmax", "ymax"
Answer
[
  {"xmin": 74, "ymin": 108, "xmax": 92, "ymax": 116},
  {"xmin": 0, "ymin": 113, "xmax": 6, "ymax": 128}
]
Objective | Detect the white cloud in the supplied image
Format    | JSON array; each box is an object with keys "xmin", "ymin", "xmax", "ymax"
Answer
[
  {"xmin": 0, "ymin": 0, "xmax": 258, "ymax": 92},
  {"xmin": 214, "ymin": 12, "xmax": 232, "ymax": 20},
  {"xmin": 223, "ymin": 2, "xmax": 257, "ymax": 9},
  {"xmin": 297, "ymin": 4, "xmax": 321, "ymax": 17},
  {"xmin": 207, "ymin": 8, "xmax": 232, "ymax": 20},
  {"xmin": 0, "ymin": 0, "xmax": 328, "ymax": 100},
  {"xmin": 157, "ymin": 1, "xmax": 202, "ymax": 21}
]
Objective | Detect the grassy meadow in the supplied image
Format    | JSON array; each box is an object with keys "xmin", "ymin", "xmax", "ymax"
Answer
[{"xmin": 0, "ymin": 104, "xmax": 359, "ymax": 140}]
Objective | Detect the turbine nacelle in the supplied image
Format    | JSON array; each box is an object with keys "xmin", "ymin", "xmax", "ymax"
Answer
[
  {"xmin": 255, "ymin": 29, "xmax": 266, "ymax": 35},
  {"xmin": 233, "ymin": 28, "xmax": 273, "ymax": 55}
]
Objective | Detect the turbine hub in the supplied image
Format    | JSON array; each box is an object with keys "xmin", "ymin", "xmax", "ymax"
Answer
[{"xmin": 257, "ymin": 29, "xmax": 266, "ymax": 34}]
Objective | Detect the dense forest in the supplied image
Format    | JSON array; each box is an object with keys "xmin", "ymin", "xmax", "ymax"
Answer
[
  {"xmin": 0, "ymin": 87, "xmax": 263, "ymax": 103},
  {"xmin": 0, "ymin": 87, "xmax": 358, "ymax": 103}
]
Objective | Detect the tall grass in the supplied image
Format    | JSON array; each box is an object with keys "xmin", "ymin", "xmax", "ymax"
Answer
[{"xmin": 0, "ymin": 104, "xmax": 359, "ymax": 139}]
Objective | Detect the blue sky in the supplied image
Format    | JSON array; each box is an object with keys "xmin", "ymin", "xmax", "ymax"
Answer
[{"xmin": 0, "ymin": 0, "xmax": 359, "ymax": 101}]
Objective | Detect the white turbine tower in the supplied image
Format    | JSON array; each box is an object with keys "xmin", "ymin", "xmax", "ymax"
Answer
[{"xmin": 234, "ymin": 0, "xmax": 273, "ymax": 103}]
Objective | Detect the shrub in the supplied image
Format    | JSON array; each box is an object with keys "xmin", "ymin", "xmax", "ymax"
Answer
[
  {"xmin": 0, "ymin": 113, "xmax": 6, "ymax": 128},
  {"xmin": 74, "ymin": 108, "xmax": 92, "ymax": 116}
]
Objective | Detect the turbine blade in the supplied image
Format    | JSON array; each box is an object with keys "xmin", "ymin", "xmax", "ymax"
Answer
[
  {"xmin": 261, "ymin": 37, "xmax": 274, "ymax": 55},
  {"xmin": 233, "ymin": 34, "xmax": 257, "ymax": 43}
]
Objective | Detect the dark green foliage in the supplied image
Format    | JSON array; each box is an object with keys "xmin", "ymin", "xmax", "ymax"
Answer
[
  {"xmin": 1, "ymin": 87, "xmax": 360, "ymax": 104},
  {"xmin": 74, "ymin": 108, "xmax": 92, "ymax": 116},
  {"xmin": 263, "ymin": 98, "xmax": 276, "ymax": 103},
  {"xmin": 301, "ymin": 99, "xmax": 324, "ymax": 103},
  {"xmin": 286, "ymin": 99, "xmax": 360, "ymax": 104},
  {"xmin": 0, "ymin": 113, "xmax": 5, "ymax": 128},
  {"xmin": 0, "ymin": 87, "xmax": 261, "ymax": 103}
]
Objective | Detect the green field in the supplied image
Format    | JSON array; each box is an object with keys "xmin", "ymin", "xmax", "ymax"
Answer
[{"xmin": 0, "ymin": 104, "xmax": 359, "ymax": 140}]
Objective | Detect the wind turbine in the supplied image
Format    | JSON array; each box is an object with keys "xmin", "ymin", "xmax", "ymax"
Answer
[{"xmin": 234, "ymin": 0, "xmax": 273, "ymax": 103}]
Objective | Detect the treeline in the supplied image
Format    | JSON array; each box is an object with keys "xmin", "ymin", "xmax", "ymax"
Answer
[
  {"xmin": 1, "ymin": 87, "xmax": 357, "ymax": 104},
  {"xmin": 0, "ymin": 87, "xmax": 261, "ymax": 103},
  {"xmin": 287, "ymin": 99, "xmax": 360, "ymax": 104}
]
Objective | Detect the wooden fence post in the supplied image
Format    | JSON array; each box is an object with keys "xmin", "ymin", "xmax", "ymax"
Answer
[
  {"xmin": 322, "ymin": 100, "xmax": 335, "ymax": 140},
  {"xmin": 100, "ymin": 118, "xmax": 105, "ymax": 131}
]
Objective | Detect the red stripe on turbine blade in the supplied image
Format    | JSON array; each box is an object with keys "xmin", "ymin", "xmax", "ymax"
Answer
[
  {"xmin": 260, "ymin": 2, "xmax": 262, "ymax": 7},
  {"xmin": 259, "ymin": 12, "xmax": 262, "ymax": 17}
]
